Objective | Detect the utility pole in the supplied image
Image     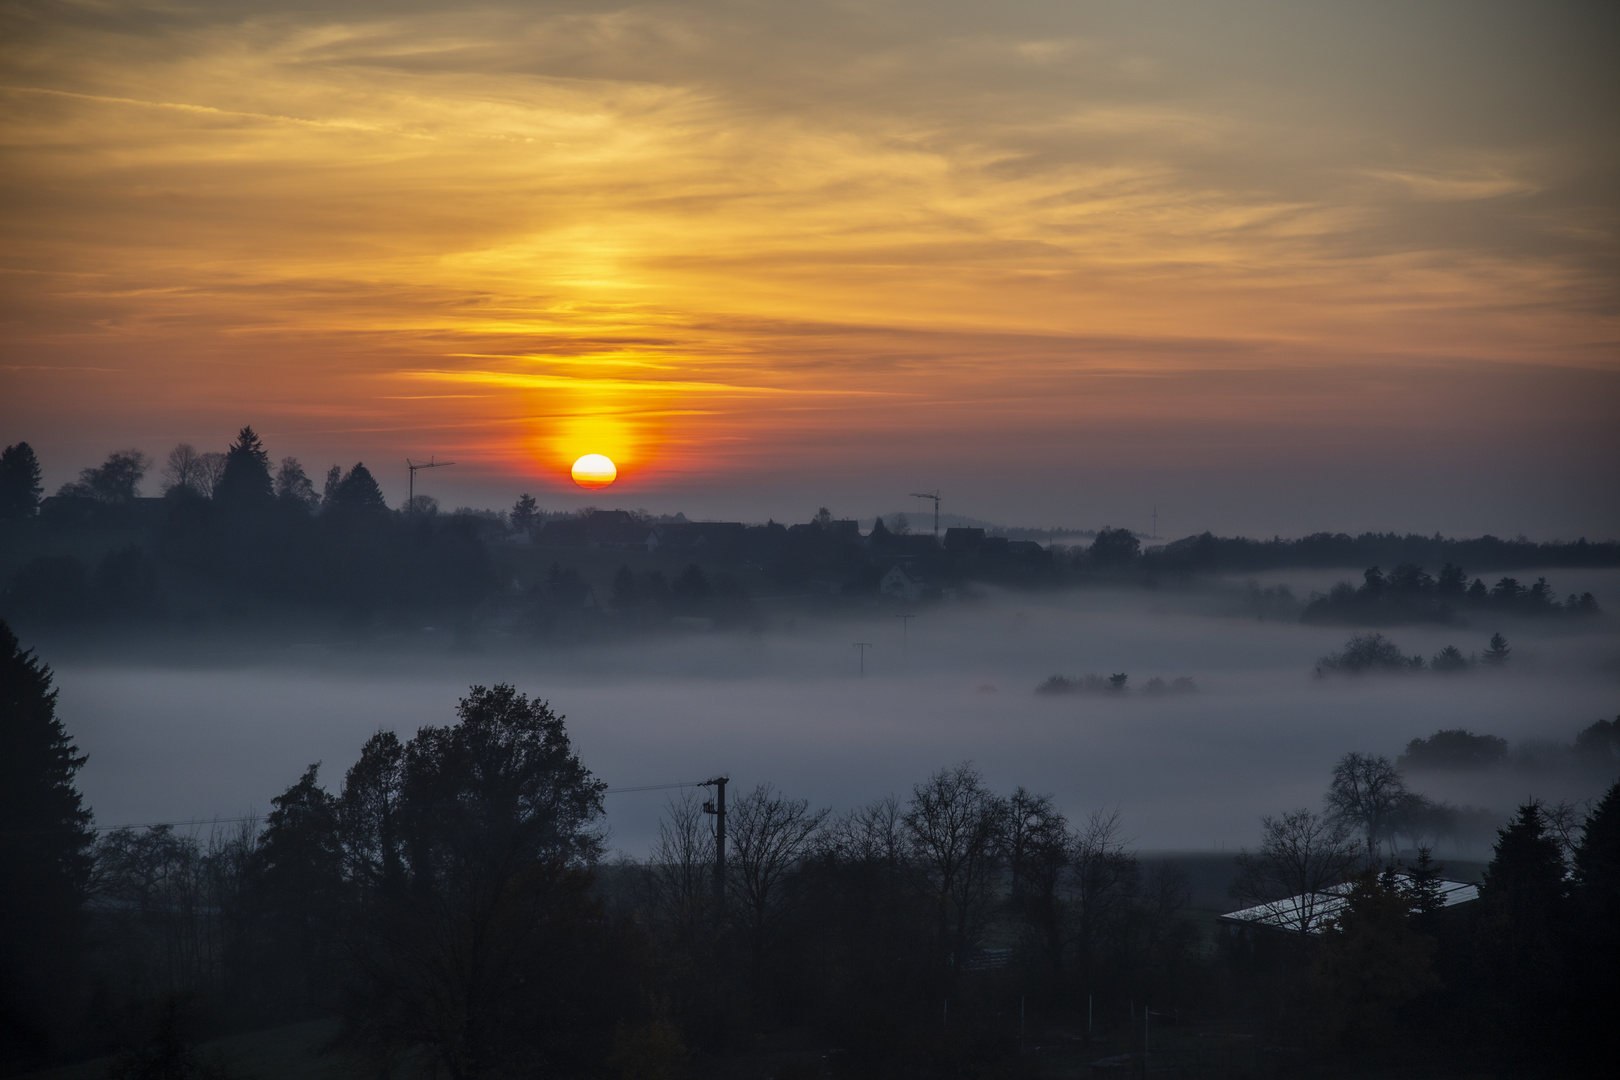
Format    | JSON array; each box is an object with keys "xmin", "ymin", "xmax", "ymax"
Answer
[
  {"xmin": 1151, "ymin": 507, "xmax": 1158, "ymax": 539},
  {"xmin": 909, "ymin": 490, "xmax": 941, "ymax": 540},
  {"xmin": 853, "ymin": 642, "xmax": 873, "ymax": 676},
  {"xmin": 699, "ymin": 775, "xmax": 729, "ymax": 899},
  {"xmin": 893, "ymin": 613, "xmax": 915, "ymax": 646},
  {"xmin": 406, "ymin": 456, "xmax": 455, "ymax": 510}
]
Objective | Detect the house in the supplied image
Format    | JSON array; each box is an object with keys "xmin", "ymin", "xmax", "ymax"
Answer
[{"xmin": 880, "ymin": 564, "xmax": 931, "ymax": 601}]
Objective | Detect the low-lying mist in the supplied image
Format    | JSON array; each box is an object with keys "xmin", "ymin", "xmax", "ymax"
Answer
[{"xmin": 54, "ymin": 569, "xmax": 1620, "ymax": 861}]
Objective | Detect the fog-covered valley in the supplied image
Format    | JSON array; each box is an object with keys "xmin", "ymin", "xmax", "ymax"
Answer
[{"xmin": 52, "ymin": 569, "xmax": 1620, "ymax": 858}]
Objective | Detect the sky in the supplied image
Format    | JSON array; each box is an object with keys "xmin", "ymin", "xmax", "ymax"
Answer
[{"xmin": 3, "ymin": 0, "xmax": 1617, "ymax": 536}]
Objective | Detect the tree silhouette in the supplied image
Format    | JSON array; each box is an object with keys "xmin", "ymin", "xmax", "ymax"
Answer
[
  {"xmin": 215, "ymin": 426, "xmax": 274, "ymax": 506},
  {"xmin": 345, "ymin": 685, "xmax": 618, "ymax": 1075},
  {"xmin": 1477, "ymin": 803, "xmax": 1570, "ymax": 1051},
  {"xmin": 331, "ymin": 463, "xmax": 386, "ymax": 513},
  {"xmin": 57, "ymin": 450, "xmax": 150, "ymax": 504},
  {"xmin": 1482, "ymin": 632, "xmax": 1511, "ymax": 667},
  {"xmin": 0, "ymin": 443, "xmax": 43, "ymax": 518},
  {"xmin": 1326, "ymin": 753, "xmax": 1408, "ymax": 860},
  {"xmin": 256, "ymin": 764, "xmax": 343, "ymax": 1012},
  {"xmin": 1088, "ymin": 527, "xmax": 1140, "ymax": 567},
  {"xmin": 0, "ymin": 620, "xmax": 95, "ymax": 1053},
  {"xmin": 272, "ymin": 457, "xmax": 318, "ymax": 510},
  {"xmin": 510, "ymin": 493, "xmax": 539, "ymax": 533}
]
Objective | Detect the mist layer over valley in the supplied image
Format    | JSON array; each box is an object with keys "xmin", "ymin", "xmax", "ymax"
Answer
[{"xmin": 51, "ymin": 572, "xmax": 1620, "ymax": 857}]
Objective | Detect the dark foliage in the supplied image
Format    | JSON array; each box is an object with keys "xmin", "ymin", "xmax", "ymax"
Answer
[
  {"xmin": 0, "ymin": 619, "xmax": 95, "ymax": 1061},
  {"xmin": 1398, "ymin": 729, "xmax": 1508, "ymax": 771},
  {"xmin": 0, "ymin": 442, "xmax": 44, "ymax": 519}
]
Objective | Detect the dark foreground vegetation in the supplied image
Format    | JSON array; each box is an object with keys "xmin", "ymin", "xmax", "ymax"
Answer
[
  {"xmin": 4, "ymin": 621, "xmax": 1618, "ymax": 1078},
  {"xmin": 0, "ymin": 437, "xmax": 1611, "ymax": 643}
]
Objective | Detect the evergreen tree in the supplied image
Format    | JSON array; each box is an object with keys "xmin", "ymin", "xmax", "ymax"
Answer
[
  {"xmin": 1570, "ymin": 782, "xmax": 1620, "ymax": 1059},
  {"xmin": 1482, "ymin": 632, "xmax": 1511, "ymax": 667},
  {"xmin": 216, "ymin": 426, "xmax": 273, "ymax": 505},
  {"xmin": 0, "ymin": 442, "xmax": 44, "ymax": 519},
  {"xmin": 0, "ymin": 620, "xmax": 95, "ymax": 1056},
  {"xmin": 1477, "ymin": 803, "xmax": 1569, "ymax": 1052},
  {"xmin": 511, "ymin": 493, "xmax": 539, "ymax": 532},
  {"xmin": 332, "ymin": 463, "xmax": 387, "ymax": 512},
  {"xmin": 256, "ymin": 764, "xmax": 343, "ymax": 1013}
]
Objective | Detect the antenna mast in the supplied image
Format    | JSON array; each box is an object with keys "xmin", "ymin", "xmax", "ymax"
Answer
[
  {"xmin": 406, "ymin": 456, "xmax": 455, "ymax": 510},
  {"xmin": 909, "ymin": 490, "xmax": 941, "ymax": 539}
]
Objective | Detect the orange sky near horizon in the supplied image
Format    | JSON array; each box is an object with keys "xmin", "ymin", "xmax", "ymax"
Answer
[{"xmin": 2, "ymin": 0, "xmax": 1616, "ymax": 534}]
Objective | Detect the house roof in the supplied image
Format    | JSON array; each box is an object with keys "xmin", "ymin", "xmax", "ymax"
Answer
[{"xmin": 1220, "ymin": 875, "xmax": 1479, "ymax": 935}]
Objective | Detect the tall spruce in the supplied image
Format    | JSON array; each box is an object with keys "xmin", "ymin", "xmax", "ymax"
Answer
[{"xmin": 0, "ymin": 620, "xmax": 95, "ymax": 1055}]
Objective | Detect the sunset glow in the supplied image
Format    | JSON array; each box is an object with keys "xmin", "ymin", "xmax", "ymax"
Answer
[{"xmin": 1, "ymin": 1, "xmax": 1614, "ymax": 533}]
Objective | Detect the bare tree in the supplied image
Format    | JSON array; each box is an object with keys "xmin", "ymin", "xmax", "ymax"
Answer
[
  {"xmin": 274, "ymin": 456, "xmax": 319, "ymax": 510},
  {"xmin": 162, "ymin": 443, "xmax": 203, "ymax": 495},
  {"xmin": 726, "ymin": 784, "xmax": 829, "ymax": 973},
  {"xmin": 1069, "ymin": 808, "xmax": 1139, "ymax": 981},
  {"xmin": 1326, "ymin": 752, "xmax": 1409, "ymax": 860},
  {"xmin": 196, "ymin": 451, "xmax": 228, "ymax": 497},
  {"xmin": 1002, "ymin": 788, "xmax": 1069, "ymax": 971},
  {"xmin": 903, "ymin": 763, "xmax": 1005, "ymax": 983},
  {"xmin": 1233, "ymin": 809, "xmax": 1359, "ymax": 940},
  {"xmin": 648, "ymin": 790, "xmax": 716, "ymax": 943}
]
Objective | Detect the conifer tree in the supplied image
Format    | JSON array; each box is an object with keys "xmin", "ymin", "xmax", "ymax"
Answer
[{"xmin": 0, "ymin": 620, "xmax": 95, "ymax": 1052}]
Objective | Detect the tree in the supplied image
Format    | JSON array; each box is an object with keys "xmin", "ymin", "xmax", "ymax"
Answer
[
  {"xmin": 346, "ymin": 685, "xmax": 618, "ymax": 1077},
  {"xmin": 1309, "ymin": 870, "xmax": 1437, "ymax": 1048},
  {"xmin": 0, "ymin": 443, "xmax": 43, "ymax": 518},
  {"xmin": 1068, "ymin": 809, "xmax": 1139, "ymax": 979},
  {"xmin": 0, "ymin": 620, "xmax": 95, "ymax": 1053},
  {"xmin": 161, "ymin": 444, "xmax": 205, "ymax": 497},
  {"xmin": 903, "ymin": 763, "xmax": 1004, "ymax": 988},
  {"xmin": 320, "ymin": 465, "xmax": 342, "ymax": 510},
  {"xmin": 1001, "ymin": 788, "xmax": 1069, "ymax": 976},
  {"xmin": 1088, "ymin": 527, "xmax": 1140, "ymax": 567},
  {"xmin": 1314, "ymin": 633, "xmax": 1421, "ymax": 676},
  {"xmin": 1429, "ymin": 645, "xmax": 1470, "ymax": 672},
  {"xmin": 1233, "ymin": 809, "xmax": 1358, "ymax": 940},
  {"xmin": 1482, "ymin": 632, "xmax": 1511, "ymax": 667},
  {"xmin": 1570, "ymin": 782, "xmax": 1620, "ymax": 1056},
  {"xmin": 890, "ymin": 512, "xmax": 910, "ymax": 535},
  {"xmin": 273, "ymin": 457, "xmax": 318, "ymax": 510},
  {"xmin": 510, "ymin": 493, "xmax": 539, "ymax": 533},
  {"xmin": 195, "ymin": 452, "xmax": 228, "ymax": 497},
  {"xmin": 1477, "ymin": 803, "xmax": 1570, "ymax": 1049},
  {"xmin": 1398, "ymin": 729, "xmax": 1506, "ymax": 771},
  {"xmin": 215, "ymin": 426, "xmax": 273, "ymax": 506},
  {"xmin": 57, "ymin": 449, "xmax": 150, "ymax": 504},
  {"xmin": 1436, "ymin": 562, "xmax": 1467, "ymax": 599},
  {"xmin": 331, "ymin": 463, "xmax": 386, "ymax": 513},
  {"xmin": 1326, "ymin": 753, "xmax": 1409, "ymax": 859},
  {"xmin": 256, "ymin": 763, "xmax": 343, "ymax": 1012},
  {"xmin": 725, "ymin": 784, "xmax": 829, "ymax": 995}
]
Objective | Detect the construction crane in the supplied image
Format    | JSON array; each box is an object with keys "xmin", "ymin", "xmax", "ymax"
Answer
[
  {"xmin": 406, "ymin": 456, "xmax": 455, "ymax": 510},
  {"xmin": 909, "ymin": 490, "xmax": 941, "ymax": 539}
]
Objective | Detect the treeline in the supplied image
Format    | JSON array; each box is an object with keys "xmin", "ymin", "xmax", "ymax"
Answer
[
  {"xmin": 0, "ymin": 434, "xmax": 494, "ymax": 627},
  {"xmin": 6, "ymin": 620, "xmax": 1619, "ymax": 1077},
  {"xmin": 1148, "ymin": 530, "xmax": 1620, "ymax": 573},
  {"xmin": 1301, "ymin": 563, "xmax": 1599, "ymax": 626}
]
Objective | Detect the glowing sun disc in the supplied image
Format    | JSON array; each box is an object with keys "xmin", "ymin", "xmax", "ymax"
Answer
[{"xmin": 571, "ymin": 454, "xmax": 617, "ymax": 489}]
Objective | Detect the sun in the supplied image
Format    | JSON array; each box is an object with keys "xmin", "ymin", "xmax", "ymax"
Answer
[{"xmin": 571, "ymin": 453, "xmax": 617, "ymax": 489}]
